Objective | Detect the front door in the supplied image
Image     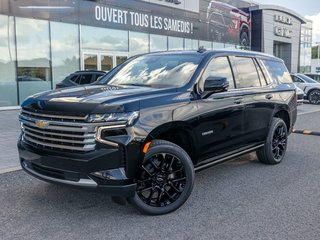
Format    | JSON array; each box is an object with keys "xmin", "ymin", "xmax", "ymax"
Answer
[
  {"xmin": 81, "ymin": 51, "xmax": 128, "ymax": 72},
  {"xmin": 196, "ymin": 56, "xmax": 245, "ymax": 161}
]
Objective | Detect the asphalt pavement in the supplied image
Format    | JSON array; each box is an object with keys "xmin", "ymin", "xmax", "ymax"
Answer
[{"xmin": 0, "ymin": 104, "xmax": 320, "ymax": 240}]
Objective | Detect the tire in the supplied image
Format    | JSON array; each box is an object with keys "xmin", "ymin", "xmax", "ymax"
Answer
[
  {"xmin": 129, "ymin": 140, "xmax": 195, "ymax": 215},
  {"xmin": 256, "ymin": 118, "xmax": 288, "ymax": 164},
  {"xmin": 308, "ymin": 89, "xmax": 320, "ymax": 104},
  {"xmin": 240, "ymin": 31, "xmax": 249, "ymax": 46}
]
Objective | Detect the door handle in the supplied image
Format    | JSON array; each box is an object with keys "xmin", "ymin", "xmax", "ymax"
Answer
[
  {"xmin": 265, "ymin": 94, "xmax": 273, "ymax": 100},
  {"xmin": 234, "ymin": 98, "xmax": 243, "ymax": 104}
]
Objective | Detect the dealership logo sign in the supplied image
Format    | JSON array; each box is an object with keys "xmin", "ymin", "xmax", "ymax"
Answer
[
  {"xmin": 274, "ymin": 26, "xmax": 292, "ymax": 38},
  {"xmin": 274, "ymin": 14, "xmax": 292, "ymax": 25}
]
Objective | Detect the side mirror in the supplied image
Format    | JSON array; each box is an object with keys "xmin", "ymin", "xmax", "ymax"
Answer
[{"xmin": 204, "ymin": 76, "xmax": 229, "ymax": 93}]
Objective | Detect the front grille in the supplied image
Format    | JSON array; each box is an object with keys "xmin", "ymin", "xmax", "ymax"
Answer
[{"xmin": 19, "ymin": 109, "xmax": 101, "ymax": 152}]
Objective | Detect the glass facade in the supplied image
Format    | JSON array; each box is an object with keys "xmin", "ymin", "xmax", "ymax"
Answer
[
  {"xmin": 51, "ymin": 22, "xmax": 80, "ymax": 86},
  {"xmin": 16, "ymin": 18, "xmax": 51, "ymax": 104},
  {"xmin": 300, "ymin": 20, "xmax": 312, "ymax": 73},
  {"xmin": 0, "ymin": 12, "xmax": 250, "ymax": 108},
  {"xmin": 0, "ymin": 15, "xmax": 17, "ymax": 107}
]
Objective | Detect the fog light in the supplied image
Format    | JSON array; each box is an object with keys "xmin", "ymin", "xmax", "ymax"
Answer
[{"xmin": 91, "ymin": 168, "xmax": 127, "ymax": 180}]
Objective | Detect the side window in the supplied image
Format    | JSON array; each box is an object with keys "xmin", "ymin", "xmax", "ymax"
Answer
[
  {"xmin": 291, "ymin": 76, "xmax": 304, "ymax": 83},
  {"xmin": 79, "ymin": 74, "xmax": 93, "ymax": 85},
  {"xmin": 261, "ymin": 60, "xmax": 292, "ymax": 84},
  {"xmin": 70, "ymin": 75, "xmax": 79, "ymax": 83},
  {"xmin": 232, "ymin": 57, "xmax": 261, "ymax": 88},
  {"xmin": 201, "ymin": 56, "xmax": 235, "ymax": 90},
  {"xmin": 254, "ymin": 59, "xmax": 268, "ymax": 86}
]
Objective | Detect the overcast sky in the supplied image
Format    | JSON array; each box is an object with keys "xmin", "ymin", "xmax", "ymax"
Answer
[{"xmin": 252, "ymin": 0, "xmax": 320, "ymax": 44}]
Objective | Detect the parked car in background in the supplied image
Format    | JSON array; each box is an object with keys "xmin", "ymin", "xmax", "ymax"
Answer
[
  {"xmin": 305, "ymin": 73, "xmax": 320, "ymax": 83},
  {"xmin": 295, "ymin": 85, "xmax": 304, "ymax": 105},
  {"xmin": 55, "ymin": 70, "xmax": 105, "ymax": 88},
  {"xmin": 291, "ymin": 73, "xmax": 320, "ymax": 104}
]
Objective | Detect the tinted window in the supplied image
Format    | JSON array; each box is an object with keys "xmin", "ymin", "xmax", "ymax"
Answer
[
  {"xmin": 201, "ymin": 57, "xmax": 235, "ymax": 89},
  {"xmin": 79, "ymin": 74, "xmax": 92, "ymax": 85},
  {"xmin": 233, "ymin": 57, "xmax": 261, "ymax": 88},
  {"xmin": 254, "ymin": 59, "xmax": 267, "ymax": 86},
  {"xmin": 261, "ymin": 60, "xmax": 292, "ymax": 83},
  {"xmin": 70, "ymin": 75, "xmax": 79, "ymax": 83}
]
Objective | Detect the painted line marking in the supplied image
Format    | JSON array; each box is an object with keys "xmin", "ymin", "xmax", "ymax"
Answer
[{"xmin": 298, "ymin": 109, "xmax": 320, "ymax": 116}]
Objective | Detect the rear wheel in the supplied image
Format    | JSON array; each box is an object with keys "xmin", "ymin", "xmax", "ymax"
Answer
[
  {"xmin": 240, "ymin": 31, "xmax": 249, "ymax": 46},
  {"xmin": 129, "ymin": 140, "xmax": 194, "ymax": 215},
  {"xmin": 308, "ymin": 89, "xmax": 320, "ymax": 104},
  {"xmin": 257, "ymin": 118, "xmax": 288, "ymax": 164}
]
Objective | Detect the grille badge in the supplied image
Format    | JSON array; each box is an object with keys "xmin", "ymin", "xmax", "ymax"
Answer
[{"xmin": 35, "ymin": 120, "xmax": 50, "ymax": 128}]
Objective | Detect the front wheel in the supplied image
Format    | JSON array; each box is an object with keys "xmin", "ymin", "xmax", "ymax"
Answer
[
  {"xmin": 308, "ymin": 89, "xmax": 320, "ymax": 104},
  {"xmin": 129, "ymin": 140, "xmax": 195, "ymax": 215},
  {"xmin": 257, "ymin": 118, "xmax": 288, "ymax": 164}
]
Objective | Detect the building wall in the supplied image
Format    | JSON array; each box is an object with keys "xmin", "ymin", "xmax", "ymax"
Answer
[
  {"xmin": 260, "ymin": 9, "xmax": 302, "ymax": 72},
  {"xmin": 300, "ymin": 20, "xmax": 313, "ymax": 73}
]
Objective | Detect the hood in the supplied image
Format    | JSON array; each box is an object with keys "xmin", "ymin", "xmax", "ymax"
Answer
[{"xmin": 21, "ymin": 84, "xmax": 178, "ymax": 114}]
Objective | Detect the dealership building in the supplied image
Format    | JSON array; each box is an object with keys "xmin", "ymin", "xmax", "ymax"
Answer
[{"xmin": 0, "ymin": 0, "xmax": 312, "ymax": 108}]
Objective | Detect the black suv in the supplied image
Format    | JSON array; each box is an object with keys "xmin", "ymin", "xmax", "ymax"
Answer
[
  {"xmin": 18, "ymin": 50, "xmax": 297, "ymax": 215},
  {"xmin": 55, "ymin": 70, "xmax": 105, "ymax": 88}
]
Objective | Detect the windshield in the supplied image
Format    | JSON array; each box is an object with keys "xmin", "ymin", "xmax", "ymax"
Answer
[
  {"xmin": 298, "ymin": 74, "xmax": 318, "ymax": 83},
  {"xmin": 100, "ymin": 54, "xmax": 203, "ymax": 88}
]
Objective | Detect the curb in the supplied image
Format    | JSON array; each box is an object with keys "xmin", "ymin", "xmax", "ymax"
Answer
[{"xmin": 292, "ymin": 129, "xmax": 320, "ymax": 136}]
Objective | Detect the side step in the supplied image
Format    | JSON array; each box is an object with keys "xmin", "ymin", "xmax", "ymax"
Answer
[{"xmin": 194, "ymin": 144, "xmax": 264, "ymax": 172}]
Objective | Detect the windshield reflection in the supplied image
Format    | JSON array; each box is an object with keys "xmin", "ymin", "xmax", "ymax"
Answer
[{"xmin": 105, "ymin": 54, "xmax": 202, "ymax": 88}]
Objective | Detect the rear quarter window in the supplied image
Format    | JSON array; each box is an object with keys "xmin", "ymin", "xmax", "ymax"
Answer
[{"xmin": 261, "ymin": 60, "xmax": 292, "ymax": 84}]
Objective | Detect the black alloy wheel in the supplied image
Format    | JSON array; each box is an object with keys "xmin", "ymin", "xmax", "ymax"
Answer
[
  {"xmin": 308, "ymin": 89, "xmax": 320, "ymax": 104},
  {"xmin": 257, "ymin": 118, "xmax": 288, "ymax": 164},
  {"xmin": 129, "ymin": 140, "xmax": 194, "ymax": 215},
  {"xmin": 272, "ymin": 124, "xmax": 287, "ymax": 161}
]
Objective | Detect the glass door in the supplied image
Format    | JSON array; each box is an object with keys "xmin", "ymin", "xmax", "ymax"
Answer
[{"xmin": 82, "ymin": 51, "xmax": 127, "ymax": 72}]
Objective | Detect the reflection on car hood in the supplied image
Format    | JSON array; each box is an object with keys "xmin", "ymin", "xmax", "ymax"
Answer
[{"xmin": 21, "ymin": 84, "xmax": 178, "ymax": 113}]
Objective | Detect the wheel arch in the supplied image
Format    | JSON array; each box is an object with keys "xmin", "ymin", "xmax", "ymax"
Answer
[
  {"xmin": 143, "ymin": 121, "xmax": 199, "ymax": 165},
  {"xmin": 273, "ymin": 109, "xmax": 290, "ymax": 132}
]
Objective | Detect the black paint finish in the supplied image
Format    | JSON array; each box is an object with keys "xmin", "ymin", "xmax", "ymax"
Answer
[{"xmin": 18, "ymin": 50, "xmax": 297, "ymax": 196}]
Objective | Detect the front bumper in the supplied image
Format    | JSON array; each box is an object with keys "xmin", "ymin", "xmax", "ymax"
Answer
[{"xmin": 18, "ymin": 140, "xmax": 137, "ymax": 197}]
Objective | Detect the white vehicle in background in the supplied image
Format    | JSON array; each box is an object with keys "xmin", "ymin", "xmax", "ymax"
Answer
[
  {"xmin": 291, "ymin": 73, "xmax": 320, "ymax": 104},
  {"xmin": 295, "ymin": 85, "xmax": 304, "ymax": 105}
]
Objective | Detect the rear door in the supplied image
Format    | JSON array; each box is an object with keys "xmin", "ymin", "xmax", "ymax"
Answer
[
  {"xmin": 196, "ymin": 56, "xmax": 245, "ymax": 161},
  {"xmin": 230, "ymin": 56, "xmax": 275, "ymax": 144}
]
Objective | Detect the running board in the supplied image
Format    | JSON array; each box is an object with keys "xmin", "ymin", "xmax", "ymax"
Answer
[{"xmin": 194, "ymin": 144, "xmax": 264, "ymax": 172}]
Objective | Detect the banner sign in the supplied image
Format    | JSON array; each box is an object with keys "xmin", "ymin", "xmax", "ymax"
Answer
[{"xmin": 3, "ymin": 0, "xmax": 252, "ymax": 46}]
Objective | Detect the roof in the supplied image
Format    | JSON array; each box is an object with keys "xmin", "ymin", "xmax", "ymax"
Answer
[
  {"xmin": 146, "ymin": 49, "xmax": 282, "ymax": 62},
  {"xmin": 249, "ymin": 4, "xmax": 306, "ymax": 24}
]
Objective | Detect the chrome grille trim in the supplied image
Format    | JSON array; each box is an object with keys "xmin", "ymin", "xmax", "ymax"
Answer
[
  {"xmin": 24, "ymin": 131, "xmax": 95, "ymax": 144},
  {"xmin": 22, "ymin": 125, "xmax": 95, "ymax": 139},
  {"xmin": 19, "ymin": 110, "xmax": 101, "ymax": 152},
  {"xmin": 23, "ymin": 135, "xmax": 96, "ymax": 151},
  {"xmin": 21, "ymin": 109, "xmax": 87, "ymax": 121}
]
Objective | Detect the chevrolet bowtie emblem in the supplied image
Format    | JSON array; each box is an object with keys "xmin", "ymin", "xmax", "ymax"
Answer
[{"xmin": 35, "ymin": 120, "xmax": 49, "ymax": 128}]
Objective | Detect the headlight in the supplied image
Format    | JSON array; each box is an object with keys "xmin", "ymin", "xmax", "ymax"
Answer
[{"xmin": 87, "ymin": 111, "xmax": 139, "ymax": 126}]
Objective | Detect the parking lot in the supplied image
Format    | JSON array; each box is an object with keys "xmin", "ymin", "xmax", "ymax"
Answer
[{"xmin": 1, "ymin": 104, "xmax": 320, "ymax": 240}]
